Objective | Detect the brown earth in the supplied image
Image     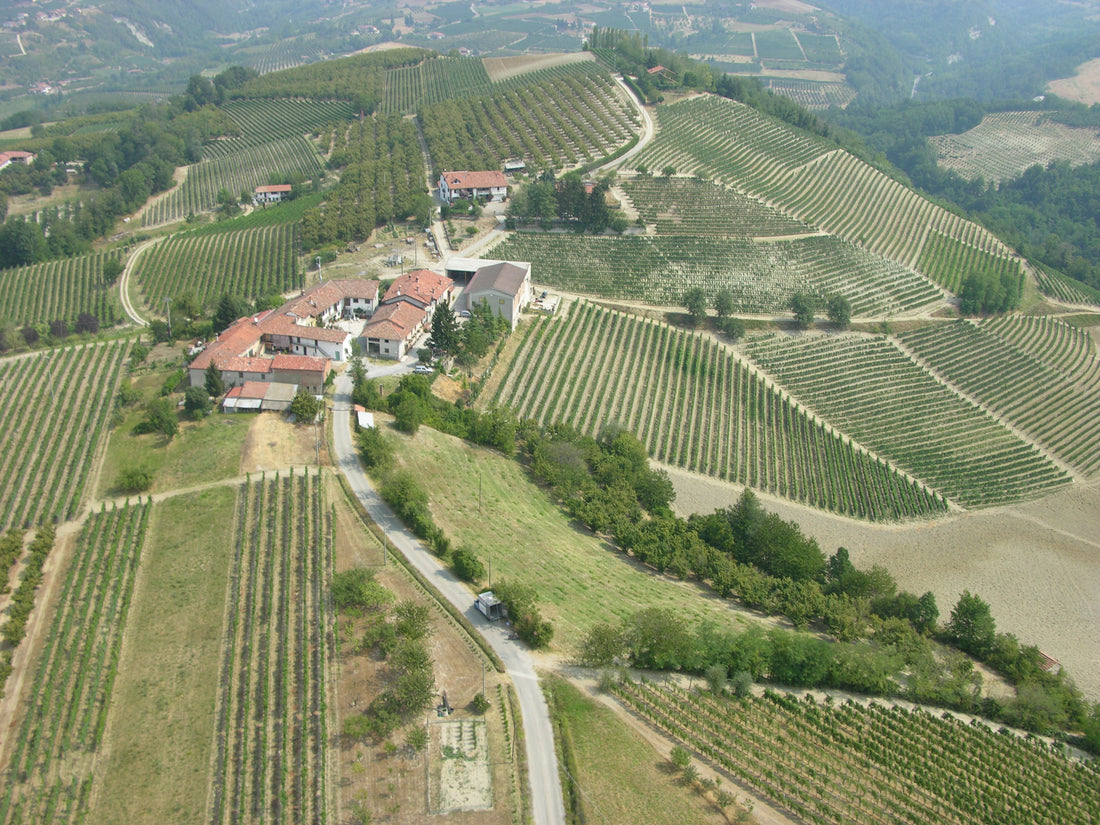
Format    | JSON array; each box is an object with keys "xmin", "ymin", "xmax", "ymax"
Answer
[
  {"xmin": 240, "ymin": 411, "xmax": 327, "ymax": 473},
  {"xmin": 1047, "ymin": 58, "xmax": 1100, "ymax": 105}
]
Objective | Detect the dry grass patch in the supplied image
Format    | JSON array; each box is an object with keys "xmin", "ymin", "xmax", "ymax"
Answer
[{"xmin": 482, "ymin": 51, "xmax": 594, "ymax": 83}]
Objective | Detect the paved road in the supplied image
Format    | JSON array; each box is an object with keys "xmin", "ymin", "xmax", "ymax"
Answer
[{"xmin": 330, "ymin": 370, "xmax": 566, "ymax": 825}]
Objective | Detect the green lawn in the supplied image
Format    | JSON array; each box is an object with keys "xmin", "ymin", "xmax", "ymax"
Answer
[
  {"xmin": 391, "ymin": 427, "xmax": 766, "ymax": 653},
  {"xmin": 547, "ymin": 675, "xmax": 731, "ymax": 825},
  {"xmin": 92, "ymin": 486, "xmax": 238, "ymax": 825}
]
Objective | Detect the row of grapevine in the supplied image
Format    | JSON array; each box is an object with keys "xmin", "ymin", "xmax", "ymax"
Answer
[
  {"xmin": 207, "ymin": 471, "xmax": 333, "ymax": 825},
  {"xmin": 419, "ymin": 70, "xmax": 638, "ymax": 175},
  {"xmin": 0, "ymin": 250, "xmax": 122, "ymax": 328},
  {"xmin": 1031, "ymin": 262, "xmax": 1100, "ymax": 307},
  {"xmin": 981, "ymin": 313, "xmax": 1100, "ymax": 381},
  {"xmin": 631, "ymin": 95, "xmax": 1013, "ymax": 285},
  {"xmin": 380, "ymin": 56, "xmax": 492, "ymax": 113},
  {"xmin": 929, "ymin": 111, "xmax": 1100, "ymax": 183},
  {"xmin": 132, "ymin": 222, "xmax": 301, "ymax": 311},
  {"xmin": 0, "ymin": 341, "xmax": 128, "ymax": 531},
  {"xmin": 490, "ymin": 232, "xmax": 943, "ymax": 317},
  {"xmin": 613, "ymin": 679, "xmax": 1100, "ymax": 825},
  {"xmin": 898, "ymin": 319, "xmax": 1100, "ymax": 475},
  {"xmin": 206, "ymin": 98, "xmax": 357, "ymax": 158},
  {"xmin": 742, "ymin": 332, "xmax": 1072, "ymax": 506},
  {"xmin": 245, "ymin": 35, "xmax": 327, "ymax": 76},
  {"xmin": 620, "ymin": 176, "xmax": 813, "ymax": 238},
  {"xmin": 0, "ymin": 502, "xmax": 150, "ymax": 825},
  {"xmin": 143, "ymin": 136, "xmax": 326, "ymax": 227},
  {"xmin": 494, "ymin": 304, "xmax": 946, "ymax": 520},
  {"xmin": 915, "ymin": 229, "xmax": 1023, "ymax": 296}
]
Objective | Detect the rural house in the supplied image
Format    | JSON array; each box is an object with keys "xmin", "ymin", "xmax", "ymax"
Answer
[
  {"xmin": 360, "ymin": 268, "xmax": 455, "ymax": 359},
  {"xmin": 252, "ymin": 184, "xmax": 293, "ymax": 205},
  {"xmin": 438, "ymin": 170, "xmax": 508, "ymax": 204}
]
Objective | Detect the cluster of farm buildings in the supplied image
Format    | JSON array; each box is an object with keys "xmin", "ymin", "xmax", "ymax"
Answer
[{"xmin": 188, "ymin": 257, "xmax": 532, "ymax": 409}]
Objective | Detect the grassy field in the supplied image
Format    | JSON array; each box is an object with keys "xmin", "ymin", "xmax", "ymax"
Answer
[
  {"xmin": 389, "ymin": 426, "xmax": 773, "ymax": 652},
  {"xmin": 97, "ymin": 367, "xmax": 252, "ymax": 498},
  {"xmin": 546, "ymin": 675, "xmax": 734, "ymax": 825},
  {"xmin": 91, "ymin": 486, "xmax": 237, "ymax": 825}
]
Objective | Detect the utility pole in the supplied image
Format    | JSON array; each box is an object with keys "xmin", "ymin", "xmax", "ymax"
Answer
[{"xmin": 165, "ymin": 297, "xmax": 171, "ymax": 338}]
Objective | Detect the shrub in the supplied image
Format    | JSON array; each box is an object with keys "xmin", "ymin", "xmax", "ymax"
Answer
[
  {"xmin": 116, "ymin": 466, "xmax": 153, "ymax": 493},
  {"xmin": 451, "ymin": 547, "xmax": 486, "ymax": 584}
]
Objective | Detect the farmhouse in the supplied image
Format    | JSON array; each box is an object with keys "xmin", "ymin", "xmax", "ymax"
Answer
[
  {"xmin": 0, "ymin": 150, "xmax": 36, "ymax": 171},
  {"xmin": 252, "ymin": 184, "xmax": 292, "ymax": 205},
  {"xmin": 360, "ymin": 268, "xmax": 455, "ymax": 359},
  {"xmin": 188, "ymin": 279, "xmax": 374, "ymax": 390},
  {"xmin": 462, "ymin": 260, "xmax": 533, "ymax": 330},
  {"xmin": 438, "ymin": 170, "xmax": 508, "ymax": 204}
]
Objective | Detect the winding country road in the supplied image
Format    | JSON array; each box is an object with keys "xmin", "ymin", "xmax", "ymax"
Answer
[
  {"xmin": 118, "ymin": 237, "xmax": 163, "ymax": 326},
  {"xmin": 330, "ymin": 370, "xmax": 566, "ymax": 825}
]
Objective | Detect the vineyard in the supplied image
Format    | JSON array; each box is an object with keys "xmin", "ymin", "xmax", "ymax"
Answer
[
  {"xmin": 380, "ymin": 56, "xmax": 492, "ymax": 113},
  {"xmin": 929, "ymin": 111, "xmax": 1100, "ymax": 183},
  {"xmin": 0, "ymin": 502, "xmax": 150, "ymax": 824},
  {"xmin": 244, "ymin": 35, "xmax": 329, "ymax": 76},
  {"xmin": 0, "ymin": 249, "xmax": 122, "ymax": 327},
  {"xmin": 210, "ymin": 98, "xmax": 357, "ymax": 158},
  {"xmin": 763, "ymin": 79, "xmax": 857, "ymax": 111},
  {"xmin": 620, "ymin": 176, "xmax": 813, "ymax": 238},
  {"xmin": 915, "ymin": 230, "xmax": 1023, "ymax": 297},
  {"xmin": 631, "ymin": 95, "xmax": 1013, "ymax": 282},
  {"xmin": 741, "ymin": 332, "xmax": 1071, "ymax": 507},
  {"xmin": 142, "ymin": 136, "xmax": 327, "ymax": 227},
  {"xmin": 492, "ymin": 303, "xmax": 946, "ymax": 520},
  {"xmin": 419, "ymin": 68, "xmax": 638, "ymax": 174},
  {"xmin": 489, "ymin": 233, "xmax": 945, "ymax": 317},
  {"xmin": 131, "ymin": 221, "xmax": 301, "ymax": 311},
  {"xmin": 613, "ymin": 678, "xmax": 1100, "ymax": 825},
  {"xmin": 1032, "ymin": 262, "xmax": 1100, "ymax": 307},
  {"xmin": 898, "ymin": 318, "xmax": 1100, "ymax": 475},
  {"xmin": 208, "ymin": 471, "xmax": 333, "ymax": 825},
  {"xmin": 0, "ymin": 341, "xmax": 128, "ymax": 531}
]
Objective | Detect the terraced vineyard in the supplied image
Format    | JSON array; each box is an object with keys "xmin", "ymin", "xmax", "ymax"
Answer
[
  {"xmin": 1032, "ymin": 263, "xmax": 1100, "ymax": 307},
  {"xmin": 131, "ymin": 222, "xmax": 301, "ymax": 311},
  {"xmin": 381, "ymin": 56, "xmax": 492, "ymax": 113},
  {"xmin": 142, "ymin": 136, "xmax": 326, "ymax": 227},
  {"xmin": 742, "ymin": 333, "xmax": 1071, "ymax": 507},
  {"xmin": 915, "ymin": 230, "xmax": 1023, "ymax": 297},
  {"xmin": 899, "ymin": 319, "xmax": 1100, "ymax": 475},
  {"xmin": 614, "ymin": 679, "xmax": 1100, "ymax": 825},
  {"xmin": 208, "ymin": 470, "xmax": 333, "ymax": 825},
  {"xmin": 632, "ymin": 95, "xmax": 1012, "ymax": 281},
  {"xmin": 208, "ymin": 99, "xmax": 356, "ymax": 158},
  {"xmin": 929, "ymin": 111, "xmax": 1100, "ymax": 183},
  {"xmin": 419, "ymin": 69, "xmax": 638, "ymax": 174},
  {"xmin": 0, "ymin": 250, "xmax": 122, "ymax": 327},
  {"xmin": 0, "ymin": 341, "xmax": 128, "ymax": 531},
  {"xmin": 491, "ymin": 233, "xmax": 944, "ymax": 317},
  {"xmin": 494, "ymin": 304, "xmax": 946, "ymax": 520},
  {"xmin": 0, "ymin": 502, "xmax": 150, "ymax": 824},
  {"xmin": 620, "ymin": 176, "xmax": 813, "ymax": 237}
]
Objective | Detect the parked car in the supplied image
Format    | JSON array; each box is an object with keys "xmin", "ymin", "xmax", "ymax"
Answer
[
  {"xmin": 459, "ymin": 310, "xmax": 472, "ymax": 318},
  {"xmin": 412, "ymin": 364, "xmax": 434, "ymax": 374}
]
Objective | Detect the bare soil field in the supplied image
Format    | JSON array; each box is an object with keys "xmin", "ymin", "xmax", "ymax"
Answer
[
  {"xmin": 1047, "ymin": 57, "xmax": 1100, "ymax": 105},
  {"xmin": 482, "ymin": 51, "xmax": 594, "ymax": 83},
  {"xmin": 754, "ymin": 0, "xmax": 819, "ymax": 14},
  {"xmin": 664, "ymin": 464, "xmax": 1100, "ymax": 701}
]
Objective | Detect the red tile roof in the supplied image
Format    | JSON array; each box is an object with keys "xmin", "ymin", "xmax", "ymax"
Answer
[
  {"xmin": 188, "ymin": 314, "xmax": 267, "ymax": 370},
  {"xmin": 254, "ymin": 184, "xmax": 292, "ymax": 194},
  {"xmin": 272, "ymin": 353, "xmax": 328, "ymax": 373},
  {"xmin": 284, "ymin": 278, "xmax": 379, "ymax": 318},
  {"xmin": 362, "ymin": 301, "xmax": 425, "ymax": 342},
  {"xmin": 262, "ymin": 314, "xmax": 350, "ymax": 343},
  {"xmin": 383, "ymin": 269, "xmax": 453, "ymax": 307},
  {"xmin": 239, "ymin": 381, "xmax": 271, "ymax": 399},
  {"xmin": 441, "ymin": 170, "xmax": 507, "ymax": 190}
]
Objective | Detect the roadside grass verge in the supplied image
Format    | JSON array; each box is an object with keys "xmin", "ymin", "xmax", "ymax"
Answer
[{"xmin": 388, "ymin": 426, "xmax": 771, "ymax": 654}]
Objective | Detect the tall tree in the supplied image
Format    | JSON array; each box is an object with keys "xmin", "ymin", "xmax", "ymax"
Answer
[
  {"xmin": 427, "ymin": 303, "xmax": 460, "ymax": 355},
  {"xmin": 947, "ymin": 590, "xmax": 996, "ymax": 657},
  {"xmin": 204, "ymin": 362, "xmax": 225, "ymax": 397},
  {"xmin": 790, "ymin": 292, "xmax": 816, "ymax": 328},
  {"xmin": 683, "ymin": 287, "xmax": 708, "ymax": 326},
  {"xmin": 827, "ymin": 294, "xmax": 852, "ymax": 329},
  {"xmin": 713, "ymin": 288, "xmax": 735, "ymax": 319}
]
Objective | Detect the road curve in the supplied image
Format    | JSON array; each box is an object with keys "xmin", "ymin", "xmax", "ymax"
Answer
[
  {"xmin": 330, "ymin": 370, "xmax": 567, "ymax": 825},
  {"xmin": 118, "ymin": 237, "xmax": 163, "ymax": 326}
]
